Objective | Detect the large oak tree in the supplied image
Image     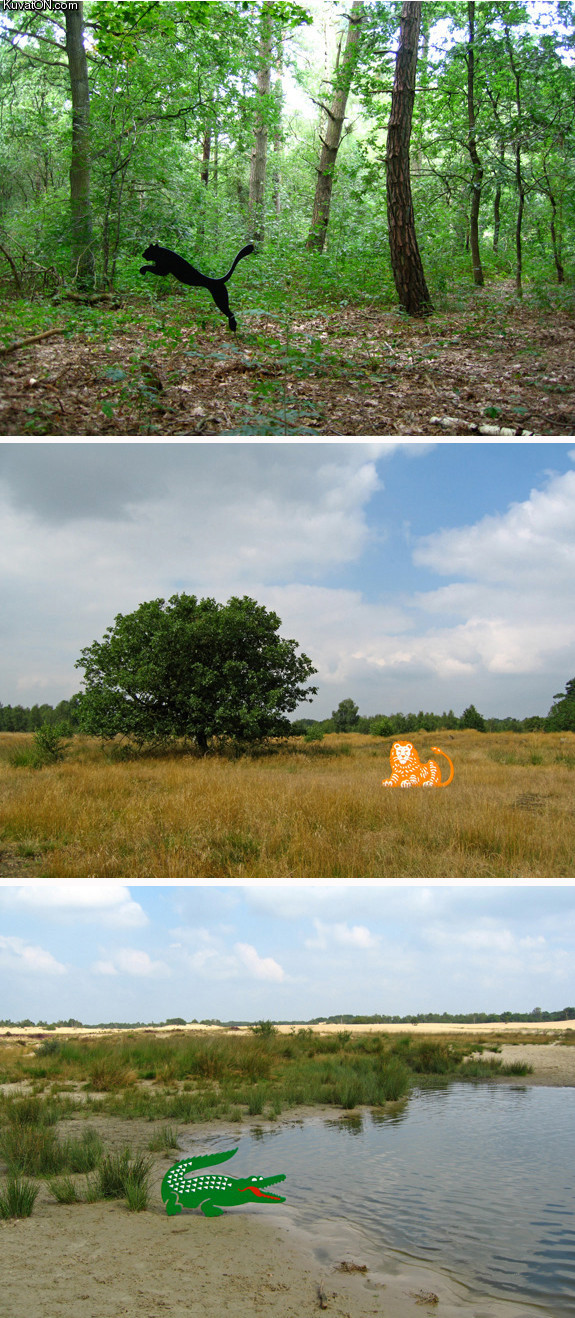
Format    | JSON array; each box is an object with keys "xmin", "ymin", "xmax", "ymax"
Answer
[{"xmin": 75, "ymin": 593, "xmax": 317, "ymax": 753}]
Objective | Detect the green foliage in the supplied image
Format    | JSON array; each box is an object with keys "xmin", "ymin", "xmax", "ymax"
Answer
[
  {"xmin": 460, "ymin": 704, "xmax": 486, "ymax": 731},
  {"xmin": 75, "ymin": 593, "xmax": 317, "ymax": 753},
  {"xmin": 0, "ymin": 1177, "xmax": 39, "ymax": 1219},
  {"xmin": 251, "ymin": 1020, "xmax": 278, "ymax": 1039},
  {"xmin": 47, "ymin": 1175, "xmax": 81, "ymax": 1204},
  {"xmin": 547, "ymin": 677, "xmax": 575, "ymax": 731},
  {"xmin": 96, "ymin": 1149, "xmax": 152, "ymax": 1201},
  {"xmin": 305, "ymin": 724, "xmax": 324, "ymax": 742},
  {"xmin": 147, "ymin": 1126, "xmax": 181, "ymax": 1152},
  {"xmin": 33, "ymin": 723, "xmax": 70, "ymax": 765},
  {"xmin": 332, "ymin": 698, "xmax": 360, "ymax": 732}
]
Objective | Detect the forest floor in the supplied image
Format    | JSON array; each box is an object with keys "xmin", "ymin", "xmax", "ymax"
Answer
[{"xmin": 1, "ymin": 283, "xmax": 574, "ymax": 435}]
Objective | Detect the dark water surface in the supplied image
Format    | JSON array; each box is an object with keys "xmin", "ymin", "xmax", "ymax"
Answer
[{"xmin": 188, "ymin": 1084, "xmax": 575, "ymax": 1314}]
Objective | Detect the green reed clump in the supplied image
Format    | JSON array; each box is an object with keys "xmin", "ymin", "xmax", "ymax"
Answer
[
  {"xmin": 47, "ymin": 1175, "xmax": 81, "ymax": 1203},
  {"xmin": 4, "ymin": 1095, "xmax": 59, "ymax": 1126},
  {"xmin": 0, "ymin": 1120, "xmax": 102, "ymax": 1176},
  {"xmin": 147, "ymin": 1125, "xmax": 181, "ymax": 1152},
  {"xmin": 124, "ymin": 1174, "xmax": 150, "ymax": 1211},
  {"xmin": 388, "ymin": 1037, "xmax": 460, "ymax": 1074},
  {"xmin": 0, "ymin": 1176, "xmax": 39, "ymax": 1218},
  {"xmin": 96, "ymin": 1149, "xmax": 152, "ymax": 1201}
]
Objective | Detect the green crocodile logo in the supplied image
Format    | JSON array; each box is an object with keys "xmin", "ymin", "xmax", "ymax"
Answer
[{"xmin": 161, "ymin": 1147, "xmax": 286, "ymax": 1218}]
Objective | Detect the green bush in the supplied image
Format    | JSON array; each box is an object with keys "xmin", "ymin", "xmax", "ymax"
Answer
[
  {"xmin": 0, "ymin": 1176, "xmax": 39, "ymax": 1218},
  {"xmin": 96, "ymin": 1149, "xmax": 152, "ymax": 1200},
  {"xmin": 47, "ymin": 1175, "xmax": 81, "ymax": 1204}
]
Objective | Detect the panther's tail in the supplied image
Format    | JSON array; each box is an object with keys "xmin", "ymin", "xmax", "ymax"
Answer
[
  {"xmin": 221, "ymin": 244, "xmax": 255, "ymax": 282},
  {"xmin": 431, "ymin": 747, "xmax": 454, "ymax": 786}
]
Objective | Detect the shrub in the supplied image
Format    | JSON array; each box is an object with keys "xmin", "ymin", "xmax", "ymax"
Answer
[
  {"xmin": 0, "ymin": 1176, "xmax": 39, "ymax": 1218},
  {"xmin": 96, "ymin": 1149, "xmax": 152, "ymax": 1200},
  {"xmin": 5, "ymin": 1096, "xmax": 58, "ymax": 1126},
  {"xmin": 47, "ymin": 1175, "xmax": 80, "ymax": 1204},
  {"xmin": 125, "ymin": 1175, "xmax": 150, "ymax": 1211},
  {"xmin": 33, "ymin": 723, "xmax": 70, "ymax": 764},
  {"xmin": 147, "ymin": 1126, "xmax": 181, "ymax": 1152}
]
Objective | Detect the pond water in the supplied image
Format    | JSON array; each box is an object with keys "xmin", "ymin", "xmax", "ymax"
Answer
[{"xmin": 185, "ymin": 1084, "xmax": 575, "ymax": 1314}]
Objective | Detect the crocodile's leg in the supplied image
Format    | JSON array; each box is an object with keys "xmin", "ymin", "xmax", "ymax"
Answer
[
  {"xmin": 163, "ymin": 1189, "xmax": 183, "ymax": 1216},
  {"xmin": 200, "ymin": 1199, "xmax": 224, "ymax": 1217}
]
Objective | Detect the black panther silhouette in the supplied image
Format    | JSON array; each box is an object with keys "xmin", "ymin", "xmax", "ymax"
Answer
[{"xmin": 139, "ymin": 242, "xmax": 254, "ymax": 331}]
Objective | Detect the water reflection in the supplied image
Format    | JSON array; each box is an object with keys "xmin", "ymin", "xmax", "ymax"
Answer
[{"xmin": 196, "ymin": 1084, "xmax": 575, "ymax": 1314}]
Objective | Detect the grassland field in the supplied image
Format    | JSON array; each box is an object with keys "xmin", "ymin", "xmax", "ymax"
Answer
[{"xmin": 1, "ymin": 729, "xmax": 574, "ymax": 877}]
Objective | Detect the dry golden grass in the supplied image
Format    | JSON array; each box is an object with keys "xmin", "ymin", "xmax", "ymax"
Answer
[{"xmin": 0, "ymin": 730, "xmax": 574, "ymax": 878}]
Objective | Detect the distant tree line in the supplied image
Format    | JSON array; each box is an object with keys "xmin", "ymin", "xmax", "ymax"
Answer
[
  {"xmin": 0, "ymin": 698, "xmax": 81, "ymax": 733},
  {"xmin": 2, "ymin": 1007, "xmax": 574, "ymax": 1030},
  {"xmin": 292, "ymin": 680, "xmax": 575, "ymax": 737},
  {"xmin": 2, "ymin": 679, "xmax": 574, "ymax": 739},
  {"xmin": 312, "ymin": 1008, "xmax": 575, "ymax": 1024}
]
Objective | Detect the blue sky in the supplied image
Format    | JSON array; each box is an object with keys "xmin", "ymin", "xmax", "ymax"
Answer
[
  {"xmin": 0, "ymin": 885, "xmax": 573, "ymax": 1024},
  {"xmin": 0, "ymin": 441, "xmax": 574, "ymax": 719}
]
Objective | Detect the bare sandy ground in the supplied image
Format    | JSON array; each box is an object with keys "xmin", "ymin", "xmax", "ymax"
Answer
[{"xmin": 0, "ymin": 1159, "xmax": 555, "ymax": 1318}]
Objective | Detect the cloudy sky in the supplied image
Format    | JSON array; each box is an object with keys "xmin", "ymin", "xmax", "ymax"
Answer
[
  {"xmin": 0, "ymin": 884, "xmax": 573, "ymax": 1024},
  {"xmin": 1, "ymin": 440, "xmax": 574, "ymax": 720}
]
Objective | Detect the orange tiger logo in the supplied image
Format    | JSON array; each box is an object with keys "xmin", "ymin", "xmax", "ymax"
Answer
[{"xmin": 381, "ymin": 742, "xmax": 454, "ymax": 788}]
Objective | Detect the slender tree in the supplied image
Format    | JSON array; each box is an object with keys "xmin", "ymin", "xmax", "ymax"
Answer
[
  {"xmin": 249, "ymin": 1, "xmax": 273, "ymax": 241},
  {"xmin": 386, "ymin": 1, "xmax": 433, "ymax": 317},
  {"xmin": 465, "ymin": 2, "xmax": 484, "ymax": 285},
  {"xmin": 306, "ymin": 1, "xmax": 364, "ymax": 252},
  {"xmin": 65, "ymin": 3, "xmax": 94, "ymax": 289}
]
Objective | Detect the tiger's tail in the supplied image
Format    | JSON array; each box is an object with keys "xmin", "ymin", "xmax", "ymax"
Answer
[
  {"xmin": 431, "ymin": 747, "xmax": 454, "ymax": 786},
  {"xmin": 221, "ymin": 244, "xmax": 255, "ymax": 282}
]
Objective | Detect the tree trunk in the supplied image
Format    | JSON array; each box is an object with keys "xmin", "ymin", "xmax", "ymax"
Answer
[
  {"xmin": 65, "ymin": 4, "xmax": 94, "ymax": 290},
  {"xmin": 386, "ymin": 1, "xmax": 433, "ymax": 317},
  {"xmin": 466, "ymin": 2, "xmax": 484, "ymax": 285},
  {"xmin": 272, "ymin": 36, "xmax": 284, "ymax": 215},
  {"xmin": 504, "ymin": 25, "xmax": 524, "ymax": 297},
  {"xmin": 201, "ymin": 127, "xmax": 211, "ymax": 186},
  {"xmin": 249, "ymin": 1, "xmax": 273, "ymax": 242},
  {"xmin": 493, "ymin": 142, "xmax": 504, "ymax": 252},
  {"xmin": 306, "ymin": 2, "xmax": 364, "ymax": 252},
  {"xmin": 543, "ymin": 163, "xmax": 565, "ymax": 283},
  {"xmin": 515, "ymin": 145, "xmax": 525, "ymax": 296}
]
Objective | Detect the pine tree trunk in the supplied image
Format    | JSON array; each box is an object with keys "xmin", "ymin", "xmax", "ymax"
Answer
[
  {"xmin": 65, "ymin": 4, "xmax": 94, "ymax": 291},
  {"xmin": 386, "ymin": 1, "xmax": 433, "ymax": 317},
  {"xmin": 249, "ymin": 2, "xmax": 273, "ymax": 242},
  {"xmin": 306, "ymin": 2, "xmax": 364, "ymax": 252},
  {"xmin": 466, "ymin": 2, "xmax": 484, "ymax": 285}
]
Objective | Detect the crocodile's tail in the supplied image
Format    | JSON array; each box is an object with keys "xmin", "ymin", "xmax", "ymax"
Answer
[{"xmin": 173, "ymin": 1148, "xmax": 238, "ymax": 1176}]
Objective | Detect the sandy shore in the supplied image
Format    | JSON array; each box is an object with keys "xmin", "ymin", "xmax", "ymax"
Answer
[{"xmin": 0, "ymin": 1160, "xmax": 555, "ymax": 1318}]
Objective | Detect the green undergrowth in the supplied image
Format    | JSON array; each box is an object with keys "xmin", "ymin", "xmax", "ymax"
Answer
[
  {"xmin": 1, "ymin": 1029, "xmax": 533, "ymax": 1120},
  {"xmin": 0, "ymin": 1031, "xmax": 534, "ymax": 1217}
]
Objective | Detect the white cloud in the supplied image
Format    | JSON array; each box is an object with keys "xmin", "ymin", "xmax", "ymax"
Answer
[
  {"xmin": 0, "ymin": 935, "xmax": 66, "ymax": 975},
  {"xmin": 234, "ymin": 943, "xmax": 285, "ymax": 981},
  {"xmin": 91, "ymin": 948, "xmax": 169, "ymax": 977},
  {"xmin": 304, "ymin": 920, "xmax": 379, "ymax": 951},
  {"xmin": 2, "ymin": 886, "xmax": 148, "ymax": 928}
]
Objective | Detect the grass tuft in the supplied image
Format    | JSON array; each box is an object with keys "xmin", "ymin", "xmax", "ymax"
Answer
[
  {"xmin": 47, "ymin": 1175, "xmax": 81, "ymax": 1203},
  {"xmin": 0, "ymin": 1176, "xmax": 39, "ymax": 1218}
]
